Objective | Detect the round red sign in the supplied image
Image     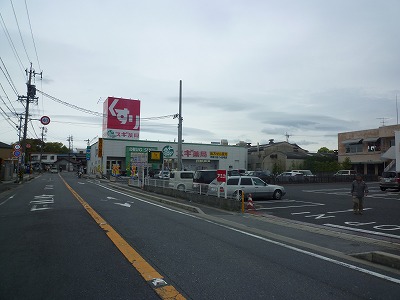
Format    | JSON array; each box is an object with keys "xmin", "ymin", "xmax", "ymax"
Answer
[{"xmin": 40, "ymin": 115, "xmax": 51, "ymax": 125}]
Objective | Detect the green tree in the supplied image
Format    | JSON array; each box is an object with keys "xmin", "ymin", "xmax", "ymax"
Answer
[
  {"xmin": 341, "ymin": 157, "xmax": 352, "ymax": 170},
  {"xmin": 317, "ymin": 147, "xmax": 334, "ymax": 153},
  {"xmin": 44, "ymin": 142, "xmax": 69, "ymax": 154}
]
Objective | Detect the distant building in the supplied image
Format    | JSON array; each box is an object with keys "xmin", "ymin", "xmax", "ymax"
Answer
[
  {"xmin": 338, "ymin": 124, "xmax": 400, "ymax": 175},
  {"xmin": 30, "ymin": 152, "xmax": 87, "ymax": 172},
  {"xmin": 0, "ymin": 142, "xmax": 16, "ymax": 181},
  {"xmin": 247, "ymin": 140, "xmax": 310, "ymax": 173}
]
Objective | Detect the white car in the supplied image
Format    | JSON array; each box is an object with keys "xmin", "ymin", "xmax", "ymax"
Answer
[
  {"xmin": 168, "ymin": 171, "xmax": 194, "ymax": 191},
  {"xmin": 50, "ymin": 167, "xmax": 58, "ymax": 173},
  {"xmin": 208, "ymin": 176, "xmax": 286, "ymax": 200},
  {"xmin": 155, "ymin": 170, "xmax": 170, "ymax": 179},
  {"xmin": 276, "ymin": 171, "xmax": 304, "ymax": 182}
]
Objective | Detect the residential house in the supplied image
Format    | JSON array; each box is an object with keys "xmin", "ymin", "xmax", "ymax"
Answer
[{"xmin": 247, "ymin": 140, "xmax": 310, "ymax": 173}]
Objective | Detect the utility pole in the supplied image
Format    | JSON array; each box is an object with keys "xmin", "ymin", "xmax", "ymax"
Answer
[
  {"xmin": 177, "ymin": 80, "xmax": 183, "ymax": 170},
  {"xmin": 39, "ymin": 126, "xmax": 47, "ymax": 172},
  {"xmin": 18, "ymin": 63, "xmax": 42, "ymax": 181},
  {"xmin": 67, "ymin": 135, "xmax": 73, "ymax": 172}
]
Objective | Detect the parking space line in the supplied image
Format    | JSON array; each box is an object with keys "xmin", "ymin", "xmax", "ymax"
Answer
[
  {"xmin": 324, "ymin": 224, "xmax": 400, "ymax": 239},
  {"xmin": 257, "ymin": 203, "xmax": 324, "ymax": 210}
]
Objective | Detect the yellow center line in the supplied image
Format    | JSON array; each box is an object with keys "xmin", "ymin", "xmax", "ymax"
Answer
[{"xmin": 61, "ymin": 177, "xmax": 186, "ymax": 300}]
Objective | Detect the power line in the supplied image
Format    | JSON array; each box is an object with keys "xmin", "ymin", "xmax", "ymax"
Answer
[
  {"xmin": 37, "ymin": 89, "xmax": 178, "ymax": 120},
  {"xmin": 9, "ymin": 0, "xmax": 31, "ymax": 64},
  {"xmin": 0, "ymin": 82, "xmax": 18, "ymax": 114},
  {"xmin": 24, "ymin": 0, "xmax": 41, "ymax": 72},
  {"xmin": 0, "ymin": 57, "xmax": 19, "ymax": 95},
  {"xmin": 0, "ymin": 11, "xmax": 25, "ymax": 77}
]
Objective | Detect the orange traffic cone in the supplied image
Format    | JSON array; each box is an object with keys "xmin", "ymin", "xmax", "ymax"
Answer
[{"xmin": 246, "ymin": 194, "xmax": 255, "ymax": 210}]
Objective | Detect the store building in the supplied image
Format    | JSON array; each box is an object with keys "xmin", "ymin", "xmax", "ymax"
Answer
[{"xmin": 87, "ymin": 138, "xmax": 248, "ymax": 177}]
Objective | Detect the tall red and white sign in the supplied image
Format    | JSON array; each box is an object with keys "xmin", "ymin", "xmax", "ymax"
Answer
[{"xmin": 102, "ymin": 97, "xmax": 140, "ymax": 140}]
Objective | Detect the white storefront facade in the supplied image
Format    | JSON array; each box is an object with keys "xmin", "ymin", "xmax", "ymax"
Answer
[{"xmin": 87, "ymin": 138, "xmax": 247, "ymax": 177}]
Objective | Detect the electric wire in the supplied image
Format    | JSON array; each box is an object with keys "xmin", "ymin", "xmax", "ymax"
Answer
[
  {"xmin": 0, "ymin": 57, "xmax": 19, "ymax": 96},
  {"xmin": 28, "ymin": 118, "xmax": 40, "ymax": 139},
  {"xmin": 0, "ymin": 82, "xmax": 18, "ymax": 115},
  {"xmin": 24, "ymin": 0, "xmax": 41, "ymax": 72},
  {"xmin": 37, "ymin": 89, "xmax": 178, "ymax": 121},
  {"xmin": 0, "ymin": 99, "xmax": 18, "ymax": 128},
  {"xmin": 0, "ymin": 11, "xmax": 25, "ymax": 77},
  {"xmin": 9, "ymin": 0, "xmax": 31, "ymax": 64}
]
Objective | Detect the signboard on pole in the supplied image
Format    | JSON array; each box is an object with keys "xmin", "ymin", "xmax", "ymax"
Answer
[
  {"xmin": 102, "ymin": 97, "xmax": 141, "ymax": 140},
  {"xmin": 216, "ymin": 169, "xmax": 227, "ymax": 182},
  {"xmin": 148, "ymin": 151, "xmax": 163, "ymax": 164}
]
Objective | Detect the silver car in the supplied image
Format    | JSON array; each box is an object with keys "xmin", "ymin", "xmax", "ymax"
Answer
[{"xmin": 208, "ymin": 176, "xmax": 286, "ymax": 200}]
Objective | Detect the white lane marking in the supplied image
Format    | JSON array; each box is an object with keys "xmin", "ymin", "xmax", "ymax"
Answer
[
  {"xmin": 326, "ymin": 208, "xmax": 372, "ymax": 214},
  {"xmin": 31, "ymin": 205, "xmax": 52, "ymax": 211},
  {"xmin": 107, "ymin": 196, "xmax": 118, "ymax": 200},
  {"xmin": 324, "ymin": 224, "xmax": 400, "ymax": 239},
  {"xmin": 292, "ymin": 211, "xmax": 311, "ymax": 215},
  {"xmin": 257, "ymin": 200, "xmax": 324, "ymax": 211},
  {"xmin": 30, "ymin": 200, "xmax": 54, "ymax": 204},
  {"xmin": 0, "ymin": 194, "xmax": 15, "ymax": 206},
  {"xmin": 257, "ymin": 203, "xmax": 324, "ymax": 210},
  {"xmin": 114, "ymin": 202, "xmax": 131, "ymax": 208},
  {"xmin": 93, "ymin": 182, "xmax": 400, "ymax": 285},
  {"xmin": 44, "ymin": 185, "xmax": 54, "ymax": 190}
]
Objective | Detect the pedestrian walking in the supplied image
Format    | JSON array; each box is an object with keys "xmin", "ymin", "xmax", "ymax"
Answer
[{"xmin": 351, "ymin": 174, "xmax": 368, "ymax": 215}]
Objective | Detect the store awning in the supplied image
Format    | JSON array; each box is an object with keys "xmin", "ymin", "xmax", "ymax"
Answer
[
  {"xmin": 341, "ymin": 138, "xmax": 362, "ymax": 144},
  {"xmin": 363, "ymin": 137, "xmax": 380, "ymax": 143},
  {"xmin": 381, "ymin": 146, "xmax": 396, "ymax": 160}
]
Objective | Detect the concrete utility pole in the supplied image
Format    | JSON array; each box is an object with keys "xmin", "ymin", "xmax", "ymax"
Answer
[
  {"xmin": 177, "ymin": 80, "xmax": 183, "ymax": 170},
  {"xmin": 39, "ymin": 126, "xmax": 47, "ymax": 172},
  {"xmin": 67, "ymin": 135, "xmax": 73, "ymax": 172},
  {"xmin": 18, "ymin": 63, "xmax": 42, "ymax": 180}
]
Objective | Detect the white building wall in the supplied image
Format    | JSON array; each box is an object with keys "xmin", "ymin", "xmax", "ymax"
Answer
[{"xmin": 87, "ymin": 138, "xmax": 247, "ymax": 176}]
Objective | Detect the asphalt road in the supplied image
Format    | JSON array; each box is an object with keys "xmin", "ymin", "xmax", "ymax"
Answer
[
  {"xmin": 0, "ymin": 172, "xmax": 159, "ymax": 300},
  {"xmin": 1, "ymin": 173, "xmax": 400, "ymax": 299},
  {"xmin": 253, "ymin": 182, "xmax": 400, "ymax": 240}
]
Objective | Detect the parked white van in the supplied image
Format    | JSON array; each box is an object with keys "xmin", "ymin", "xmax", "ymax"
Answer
[{"xmin": 169, "ymin": 171, "xmax": 195, "ymax": 191}]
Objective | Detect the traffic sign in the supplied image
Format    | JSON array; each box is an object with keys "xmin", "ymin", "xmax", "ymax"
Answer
[
  {"xmin": 14, "ymin": 144, "xmax": 21, "ymax": 150},
  {"xmin": 13, "ymin": 150, "xmax": 21, "ymax": 157},
  {"xmin": 40, "ymin": 115, "xmax": 51, "ymax": 125}
]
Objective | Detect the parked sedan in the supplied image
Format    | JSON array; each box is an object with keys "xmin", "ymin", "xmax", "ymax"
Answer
[
  {"xmin": 275, "ymin": 171, "xmax": 304, "ymax": 182},
  {"xmin": 246, "ymin": 170, "xmax": 273, "ymax": 183},
  {"xmin": 208, "ymin": 176, "xmax": 286, "ymax": 200}
]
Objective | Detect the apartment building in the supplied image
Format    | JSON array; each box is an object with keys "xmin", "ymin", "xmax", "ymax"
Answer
[{"xmin": 338, "ymin": 124, "xmax": 400, "ymax": 175}]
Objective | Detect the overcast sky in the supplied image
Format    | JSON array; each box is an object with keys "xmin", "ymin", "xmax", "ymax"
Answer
[{"xmin": 1, "ymin": 0, "xmax": 399, "ymax": 152}]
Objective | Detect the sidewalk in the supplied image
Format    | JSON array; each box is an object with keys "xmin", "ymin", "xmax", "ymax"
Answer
[{"xmin": 0, "ymin": 174, "xmax": 34, "ymax": 193}]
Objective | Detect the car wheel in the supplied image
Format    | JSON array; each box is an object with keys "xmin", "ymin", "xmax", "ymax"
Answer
[
  {"xmin": 177, "ymin": 184, "xmax": 185, "ymax": 192},
  {"xmin": 273, "ymin": 189, "xmax": 283, "ymax": 200},
  {"xmin": 380, "ymin": 187, "xmax": 386, "ymax": 191}
]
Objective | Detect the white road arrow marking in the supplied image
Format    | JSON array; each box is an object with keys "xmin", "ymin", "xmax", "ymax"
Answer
[{"xmin": 0, "ymin": 194, "xmax": 15, "ymax": 206}]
